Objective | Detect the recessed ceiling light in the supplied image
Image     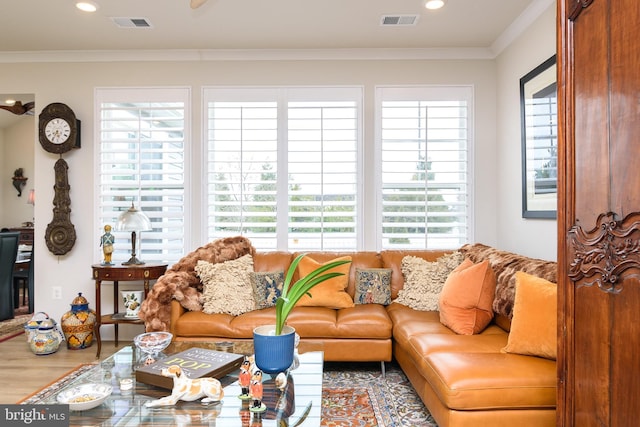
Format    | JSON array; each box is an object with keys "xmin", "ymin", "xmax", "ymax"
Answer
[
  {"xmin": 5, "ymin": 99, "xmax": 16, "ymax": 106},
  {"xmin": 76, "ymin": 1, "xmax": 99, "ymax": 13},
  {"xmin": 425, "ymin": 0, "xmax": 445, "ymax": 10}
]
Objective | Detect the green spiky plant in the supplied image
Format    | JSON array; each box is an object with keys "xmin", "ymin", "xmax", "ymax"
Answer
[{"xmin": 274, "ymin": 253, "xmax": 351, "ymax": 335}]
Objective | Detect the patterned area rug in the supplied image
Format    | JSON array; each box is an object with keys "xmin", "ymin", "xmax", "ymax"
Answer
[
  {"xmin": 20, "ymin": 364, "xmax": 96, "ymax": 404},
  {"xmin": 322, "ymin": 361, "xmax": 438, "ymax": 426}
]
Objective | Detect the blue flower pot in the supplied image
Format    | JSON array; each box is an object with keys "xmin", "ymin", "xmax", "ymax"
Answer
[{"xmin": 253, "ymin": 325, "xmax": 296, "ymax": 374}]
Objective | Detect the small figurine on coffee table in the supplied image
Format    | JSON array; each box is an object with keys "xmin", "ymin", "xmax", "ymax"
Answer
[
  {"xmin": 144, "ymin": 365, "xmax": 224, "ymax": 407},
  {"xmin": 249, "ymin": 370, "xmax": 266, "ymax": 413},
  {"xmin": 238, "ymin": 356, "xmax": 252, "ymax": 399}
]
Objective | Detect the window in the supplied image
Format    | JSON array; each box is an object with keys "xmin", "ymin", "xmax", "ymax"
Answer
[
  {"xmin": 204, "ymin": 87, "xmax": 361, "ymax": 251},
  {"xmin": 95, "ymin": 85, "xmax": 471, "ymax": 258},
  {"xmin": 377, "ymin": 86, "xmax": 473, "ymax": 249},
  {"xmin": 96, "ymin": 88, "xmax": 189, "ymax": 264}
]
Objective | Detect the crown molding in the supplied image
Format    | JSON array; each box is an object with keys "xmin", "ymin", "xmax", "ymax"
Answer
[
  {"xmin": 491, "ymin": 0, "xmax": 555, "ymax": 56},
  {"xmin": 0, "ymin": 47, "xmax": 495, "ymax": 64}
]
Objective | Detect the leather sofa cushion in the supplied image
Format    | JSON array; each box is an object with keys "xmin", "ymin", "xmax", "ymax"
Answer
[
  {"xmin": 390, "ymin": 303, "xmax": 507, "ymax": 363},
  {"xmin": 409, "ymin": 333, "xmax": 509, "ymax": 357},
  {"xmin": 422, "ymin": 352, "xmax": 556, "ymax": 410},
  {"xmin": 289, "ymin": 305, "xmax": 391, "ymax": 338},
  {"xmin": 174, "ymin": 309, "xmax": 275, "ymax": 339},
  {"xmin": 387, "ymin": 303, "xmax": 455, "ymax": 349},
  {"xmin": 174, "ymin": 304, "xmax": 392, "ymax": 340}
]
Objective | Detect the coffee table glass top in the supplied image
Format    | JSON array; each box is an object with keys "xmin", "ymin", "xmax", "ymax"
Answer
[{"xmin": 34, "ymin": 345, "xmax": 323, "ymax": 426}]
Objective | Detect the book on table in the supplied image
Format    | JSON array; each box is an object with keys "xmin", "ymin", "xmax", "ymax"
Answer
[{"xmin": 135, "ymin": 347, "xmax": 245, "ymax": 390}]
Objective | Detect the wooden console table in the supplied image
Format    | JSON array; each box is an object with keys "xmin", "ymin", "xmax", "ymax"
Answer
[{"xmin": 92, "ymin": 263, "xmax": 167, "ymax": 358}]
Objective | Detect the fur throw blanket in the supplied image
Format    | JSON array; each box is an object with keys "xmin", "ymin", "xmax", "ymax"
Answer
[{"xmin": 138, "ymin": 236, "xmax": 256, "ymax": 332}]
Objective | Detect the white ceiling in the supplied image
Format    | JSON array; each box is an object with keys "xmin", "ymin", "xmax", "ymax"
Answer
[
  {"xmin": 1, "ymin": 0, "xmax": 545, "ymax": 52},
  {"xmin": 0, "ymin": 0, "xmax": 551, "ymax": 128}
]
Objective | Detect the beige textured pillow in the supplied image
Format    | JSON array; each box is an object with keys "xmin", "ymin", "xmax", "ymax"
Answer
[
  {"xmin": 394, "ymin": 252, "xmax": 465, "ymax": 311},
  {"xmin": 195, "ymin": 254, "xmax": 256, "ymax": 315},
  {"xmin": 502, "ymin": 271, "xmax": 557, "ymax": 360}
]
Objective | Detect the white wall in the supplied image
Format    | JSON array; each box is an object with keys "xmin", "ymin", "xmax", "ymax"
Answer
[
  {"xmin": 0, "ymin": 58, "xmax": 498, "ymax": 339},
  {"xmin": 495, "ymin": 4, "xmax": 557, "ymax": 261},
  {"xmin": 1, "ymin": 117, "xmax": 35, "ymax": 227}
]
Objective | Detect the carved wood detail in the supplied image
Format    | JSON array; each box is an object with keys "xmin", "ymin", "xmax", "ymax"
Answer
[
  {"xmin": 45, "ymin": 158, "xmax": 77, "ymax": 256},
  {"xmin": 568, "ymin": 0, "xmax": 594, "ymax": 21},
  {"xmin": 568, "ymin": 211, "xmax": 640, "ymax": 293}
]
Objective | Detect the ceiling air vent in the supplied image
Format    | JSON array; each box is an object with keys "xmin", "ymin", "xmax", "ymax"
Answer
[
  {"xmin": 380, "ymin": 15, "xmax": 419, "ymax": 26},
  {"xmin": 111, "ymin": 17, "xmax": 153, "ymax": 29}
]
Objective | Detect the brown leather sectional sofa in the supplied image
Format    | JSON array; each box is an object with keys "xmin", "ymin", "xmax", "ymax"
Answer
[{"xmin": 167, "ymin": 245, "xmax": 557, "ymax": 427}]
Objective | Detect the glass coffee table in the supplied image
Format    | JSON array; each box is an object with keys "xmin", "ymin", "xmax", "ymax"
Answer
[{"xmin": 29, "ymin": 343, "xmax": 324, "ymax": 426}]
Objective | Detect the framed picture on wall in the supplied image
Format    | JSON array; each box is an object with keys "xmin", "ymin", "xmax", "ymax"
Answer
[{"xmin": 521, "ymin": 55, "xmax": 557, "ymax": 219}]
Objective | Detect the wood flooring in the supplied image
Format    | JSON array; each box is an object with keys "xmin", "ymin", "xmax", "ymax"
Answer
[{"xmin": 0, "ymin": 334, "xmax": 128, "ymax": 404}]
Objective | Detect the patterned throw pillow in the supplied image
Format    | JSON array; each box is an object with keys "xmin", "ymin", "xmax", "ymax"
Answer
[
  {"xmin": 393, "ymin": 252, "xmax": 465, "ymax": 311},
  {"xmin": 195, "ymin": 254, "xmax": 256, "ymax": 315},
  {"xmin": 354, "ymin": 268, "xmax": 392, "ymax": 305},
  {"xmin": 251, "ymin": 271, "xmax": 285, "ymax": 309}
]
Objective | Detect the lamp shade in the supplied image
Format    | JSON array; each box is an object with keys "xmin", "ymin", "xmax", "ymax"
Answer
[
  {"xmin": 116, "ymin": 202, "xmax": 151, "ymax": 265},
  {"xmin": 116, "ymin": 203, "xmax": 151, "ymax": 232}
]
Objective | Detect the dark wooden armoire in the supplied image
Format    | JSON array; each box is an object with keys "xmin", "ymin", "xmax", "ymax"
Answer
[{"xmin": 557, "ymin": 0, "xmax": 640, "ymax": 426}]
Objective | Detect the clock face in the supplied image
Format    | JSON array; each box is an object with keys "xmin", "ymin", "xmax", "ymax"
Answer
[
  {"xmin": 39, "ymin": 103, "xmax": 80, "ymax": 154},
  {"xmin": 45, "ymin": 118, "xmax": 72, "ymax": 144}
]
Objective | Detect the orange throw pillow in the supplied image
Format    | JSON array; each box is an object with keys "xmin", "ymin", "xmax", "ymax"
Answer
[
  {"xmin": 295, "ymin": 256, "xmax": 354, "ymax": 309},
  {"xmin": 438, "ymin": 259, "xmax": 496, "ymax": 335},
  {"xmin": 502, "ymin": 271, "xmax": 557, "ymax": 360}
]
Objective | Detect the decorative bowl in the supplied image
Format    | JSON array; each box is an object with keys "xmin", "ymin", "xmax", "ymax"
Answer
[
  {"xmin": 56, "ymin": 383, "xmax": 112, "ymax": 411},
  {"xmin": 133, "ymin": 331, "xmax": 173, "ymax": 356}
]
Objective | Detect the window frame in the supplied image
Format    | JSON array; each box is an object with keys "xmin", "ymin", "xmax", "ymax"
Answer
[
  {"xmin": 374, "ymin": 85, "xmax": 475, "ymax": 250},
  {"xmin": 94, "ymin": 86, "xmax": 192, "ymax": 265},
  {"xmin": 203, "ymin": 86, "xmax": 364, "ymax": 252}
]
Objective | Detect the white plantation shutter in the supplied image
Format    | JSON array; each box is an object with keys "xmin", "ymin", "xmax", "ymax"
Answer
[
  {"xmin": 205, "ymin": 91, "xmax": 279, "ymax": 249},
  {"xmin": 377, "ymin": 86, "xmax": 473, "ymax": 249},
  {"xmin": 96, "ymin": 88, "xmax": 188, "ymax": 264},
  {"xmin": 205, "ymin": 87, "xmax": 361, "ymax": 251},
  {"xmin": 287, "ymin": 100, "xmax": 359, "ymax": 250}
]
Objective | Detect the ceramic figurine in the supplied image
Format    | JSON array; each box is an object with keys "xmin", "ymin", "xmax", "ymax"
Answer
[
  {"xmin": 238, "ymin": 356, "xmax": 252, "ymax": 399},
  {"xmin": 100, "ymin": 224, "xmax": 114, "ymax": 265},
  {"xmin": 145, "ymin": 365, "xmax": 224, "ymax": 407},
  {"xmin": 275, "ymin": 372, "xmax": 288, "ymax": 391},
  {"xmin": 249, "ymin": 370, "xmax": 266, "ymax": 413}
]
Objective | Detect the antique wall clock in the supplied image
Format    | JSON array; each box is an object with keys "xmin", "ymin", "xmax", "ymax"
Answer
[{"xmin": 38, "ymin": 102, "xmax": 81, "ymax": 256}]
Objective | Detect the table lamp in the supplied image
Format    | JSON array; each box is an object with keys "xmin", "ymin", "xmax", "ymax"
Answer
[{"xmin": 116, "ymin": 202, "xmax": 152, "ymax": 265}]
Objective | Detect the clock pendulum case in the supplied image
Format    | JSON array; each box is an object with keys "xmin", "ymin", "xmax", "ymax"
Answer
[{"xmin": 38, "ymin": 103, "xmax": 80, "ymax": 256}]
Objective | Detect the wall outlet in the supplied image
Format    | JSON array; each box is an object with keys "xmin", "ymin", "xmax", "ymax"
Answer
[{"xmin": 52, "ymin": 286, "xmax": 62, "ymax": 300}]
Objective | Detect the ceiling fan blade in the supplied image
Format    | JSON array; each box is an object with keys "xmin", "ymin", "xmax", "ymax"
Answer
[
  {"xmin": 0, "ymin": 101, "xmax": 34, "ymax": 115},
  {"xmin": 190, "ymin": 0, "xmax": 208, "ymax": 9}
]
